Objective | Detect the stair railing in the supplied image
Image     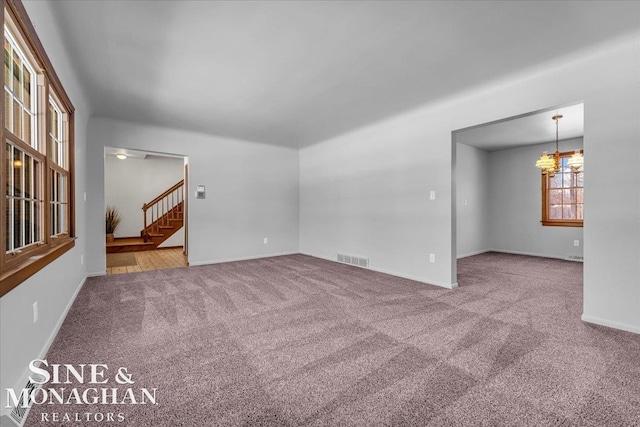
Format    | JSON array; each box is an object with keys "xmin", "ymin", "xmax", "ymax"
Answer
[{"xmin": 142, "ymin": 180, "xmax": 184, "ymax": 242}]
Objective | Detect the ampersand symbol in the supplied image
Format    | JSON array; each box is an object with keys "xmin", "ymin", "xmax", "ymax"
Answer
[{"xmin": 115, "ymin": 367, "xmax": 135, "ymax": 384}]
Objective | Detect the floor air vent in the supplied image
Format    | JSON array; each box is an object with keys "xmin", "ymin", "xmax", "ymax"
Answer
[
  {"xmin": 337, "ymin": 253, "xmax": 369, "ymax": 268},
  {"xmin": 565, "ymin": 255, "xmax": 584, "ymax": 262},
  {"xmin": 8, "ymin": 375, "xmax": 43, "ymax": 427}
]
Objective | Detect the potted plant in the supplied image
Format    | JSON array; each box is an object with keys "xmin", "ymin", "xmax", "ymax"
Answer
[{"xmin": 105, "ymin": 206, "xmax": 122, "ymax": 242}]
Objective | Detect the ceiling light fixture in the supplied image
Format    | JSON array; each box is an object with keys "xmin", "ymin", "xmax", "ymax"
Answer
[
  {"xmin": 535, "ymin": 114, "xmax": 583, "ymax": 176},
  {"xmin": 116, "ymin": 153, "xmax": 127, "ymax": 160}
]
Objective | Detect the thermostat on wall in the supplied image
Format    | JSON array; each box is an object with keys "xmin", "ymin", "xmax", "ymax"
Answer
[{"xmin": 196, "ymin": 185, "xmax": 205, "ymax": 199}]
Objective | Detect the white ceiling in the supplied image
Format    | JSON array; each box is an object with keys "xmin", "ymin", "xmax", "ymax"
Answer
[
  {"xmin": 41, "ymin": 1, "xmax": 640, "ymax": 147},
  {"xmin": 455, "ymin": 103, "xmax": 584, "ymax": 152}
]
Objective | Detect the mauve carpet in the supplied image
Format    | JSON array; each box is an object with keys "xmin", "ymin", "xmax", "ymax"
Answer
[{"xmin": 25, "ymin": 253, "xmax": 640, "ymax": 426}]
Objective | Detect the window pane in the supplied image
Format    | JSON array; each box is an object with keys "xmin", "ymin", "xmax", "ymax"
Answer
[
  {"xmin": 51, "ymin": 104, "xmax": 58, "ymax": 139},
  {"xmin": 48, "ymin": 134, "xmax": 56, "ymax": 164},
  {"xmin": 23, "ymin": 111, "xmax": 31, "ymax": 145},
  {"xmin": 23, "ymin": 65, "xmax": 31, "ymax": 109},
  {"xmin": 563, "ymin": 189, "xmax": 574, "ymax": 204},
  {"xmin": 33, "ymin": 160, "xmax": 40, "ymax": 241},
  {"xmin": 576, "ymin": 188, "xmax": 584, "ymax": 203},
  {"xmin": 4, "ymin": 216, "xmax": 13, "ymax": 252},
  {"xmin": 577, "ymin": 204, "xmax": 584, "ymax": 220},
  {"xmin": 13, "ymin": 146, "xmax": 22, "ymax": 198},
  {"xmin": 50, "ymin": 201, "xmax": 56, "ymax": 235},
  {"xmin": 550, "ymin": 205, "xmax": 562, "ymax": 219},
  {"xmin": 576, "ymin": 172, "xmax": 584, "ymax": 187},
  {"xmin": 4, "ymin": 88, "xmax": 12, "ymax": 132},
  {"xmin": 6, "ymin": 198, "xmax": 13, "ymax": 252},
  {"xmin": 50, "ymin": 169, "xmax": 56, "ymax": 201},
  {"xmin": 550, "ymin": 174, "xmax": 562, "ymax": 188},
  {"xmin": 13, "ymin": 98, "xmax": 22, "ymax": 139},
  {"xmin": 58, "ymin": 203, "xmax": 64, "ymax": 234},
  {"xmin": 563, "ymin": 204, "xmax": 576, "ymax": 219},
  {"xmin": 25, "ymin": 199, "xmax": 32, "ymax": 245},
  {"xmin": 34, "ymin": 199, "xmax": 40, "ymax": 242},
  {"xmin": 5, "ymin": 143, "xmax": 11, "ymax": 196},
  {"xmin": 12, "ymin": 50, "xmax": 21, "ymax": 100},
  {"xmin": 3, "ymin": 38, "xmax": 11, "ymax": 90},
  {"xmin": 24, "ymin": 153, "xmax": 32, "ymax": 199},
  {"xmin": 60, "ymin": 174, "xmax": 66, "ymax": 202},
  {"xmin": 562, "ymin": 172, "xmax": 573, "ymax": 188},
  {"xmin": 13, "ymin": 198, "xmax": 23, "ymax": 249},
  {"xmin": 550, "ymin": 189, "xmax": 562, "ymax": 204}
]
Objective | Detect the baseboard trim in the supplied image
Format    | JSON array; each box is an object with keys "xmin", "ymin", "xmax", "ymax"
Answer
[
  {"xmin": 301, "ymin": 252, "xmax": 457, "ymax": 290},
  {"xmin": 87, "ymin": 271, "xmax": 106, "ymax": 277},
  {"xmin": 581, "ymin": 314, "xmax": 640, "ymax": 335},
  {"xmin": 457, "ymin": 249, "xmax": 490, "ymax": 259},
  {"xmin": 4, "ymin": 275, "xmax": 87, "ymax": 424},
  {"xmin": 189, "ymin": 252, "xmax": 299, "ymax": 267},
  {"xmin": 486, "ymin": 248, "xmax": 568, "ymax": 260},
  {"xmin": 156, "ymin": 245, "xmax": 184, "ymax": 250},
  {"xmin": 43, "ymin": 276, "xmax": 87, "ymax": 358}
]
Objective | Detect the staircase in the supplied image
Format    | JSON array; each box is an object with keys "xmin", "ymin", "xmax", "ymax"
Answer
[{"xmin": 106, "ymin": 180, "xmax": 185, "ymax": 254}]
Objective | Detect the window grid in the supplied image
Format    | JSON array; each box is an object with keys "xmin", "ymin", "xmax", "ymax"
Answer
[
  {"xmin": 49, "ymin": 168, "xmax": 67, "ymax": 236},
  {"xmin": 542, "ymin": 152, "xmax": 584, "ymax": 227},
  {"xmin": 48, "ymin": 97, "xmax": 65, "ymax": 168},
  {"xmin": 3, "ymin": 27, "xmax": 35, "ymax": 149},
  {"xmin": 5, "ymin": 141, "xmax": 41, "ymax": 253},
  {"xmin": 2, "ymin": 0, "xmax": 76, "ymax": 297}
]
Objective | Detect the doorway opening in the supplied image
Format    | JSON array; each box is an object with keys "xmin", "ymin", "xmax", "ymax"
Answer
[
  {"xmin": 104, "ymin": 147, "xmax": 189, "ymax": 274},
  {"xmin": 451, "ymin": 102, "xmax": 585, "ymax": 285}
]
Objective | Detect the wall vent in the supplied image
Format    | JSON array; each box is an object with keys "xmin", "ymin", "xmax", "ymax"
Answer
[
  {"xmin": 565, "ymin": 255, "xmax": 584, "ymax": 262},
  {"xmin": 337, "ymin": 253, "xmax": 369, "ymax": 268},
  {"xmin": 7, "ymin": 374, "xmax": 44, "ymax": 427}
]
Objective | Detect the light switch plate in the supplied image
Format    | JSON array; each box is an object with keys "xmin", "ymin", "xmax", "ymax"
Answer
[{"xmin": 196, "ymin": 185, "xmax": 205, "ymax": 199}]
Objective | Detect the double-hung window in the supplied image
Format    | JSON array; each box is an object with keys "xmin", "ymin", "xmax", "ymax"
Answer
[
  {"xmin": 1, "ymin": 0, "xmax": 75, "ymax": 297},
  {"xmin": 541, "ymin": 151, "xmax": 584, "ymax": 227}
]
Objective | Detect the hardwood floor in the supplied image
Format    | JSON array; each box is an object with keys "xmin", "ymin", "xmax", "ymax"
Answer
[{"xmin": 106, "ymin": 247, "xmax": 188, "ymax": 275}]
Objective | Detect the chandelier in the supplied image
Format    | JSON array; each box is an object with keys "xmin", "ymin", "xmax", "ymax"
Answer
[{"xmin": 535, "ymin": 114, "xmax": 583, "ymax": 176}]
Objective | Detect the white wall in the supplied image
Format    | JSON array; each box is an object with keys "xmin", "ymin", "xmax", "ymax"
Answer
[
  {"xmin": 87, "ymin": 118, "xmax": 300, "ymax": 275},
  {"xmin": 0, "ymin": 0, "xmax": 91, "ymax": 411},
  {"xmin": 488, "ymin": 138, "xmax": 584, "ymax": 259},
  {"xmin": 105, "ymin": 155, "xmax": 185, "ymax": 247},
  {"xmin": 300, "ymin": 32, "xmax": 640, "ymax": 332},
  {"xmin": 456, "ymin": 143, "xmax": 490, "ymax": 258}
]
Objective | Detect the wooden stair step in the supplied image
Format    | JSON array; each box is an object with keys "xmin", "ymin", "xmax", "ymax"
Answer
[{"xmin": 107, "ymin": 237, "xmax": 156, "ymax": 253}]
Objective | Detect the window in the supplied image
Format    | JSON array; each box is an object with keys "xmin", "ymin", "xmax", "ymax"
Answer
[
  {"xmin": 1, "ymin": 0, "xmax": 75, "ymax": 297},
  {"xmin": 541, "ymin": 151, "xmax": 583, "ymax": 227}
]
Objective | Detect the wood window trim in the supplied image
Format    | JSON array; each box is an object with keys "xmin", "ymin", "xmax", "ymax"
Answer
[
  {"xmin": 0, "ymin": 239, "xmax": 75, "ymax": 295},
  {"xmin": 1, "ymin": 0, "xmax": 76, "ymax": 298},
  {"xmin": 540, "ymin": 150, "xmax": 583, "ymax": 228}
]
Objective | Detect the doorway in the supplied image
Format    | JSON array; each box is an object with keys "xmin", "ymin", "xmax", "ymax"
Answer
[
  {"xmin": 451, "ymin": 102, "xmax": 585, "ymax": 284},
  {"xmin": 104, "ymin": 147, "xmax": 189, "ymax": 274}
]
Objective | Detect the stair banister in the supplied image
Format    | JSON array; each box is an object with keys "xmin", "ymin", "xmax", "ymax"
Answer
[{"xmin": 141, "ymin": 180, "xmax": 184, "ymax": 242}]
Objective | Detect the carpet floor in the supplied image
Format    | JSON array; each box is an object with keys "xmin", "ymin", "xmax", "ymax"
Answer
[{"xmin": 25, "ymin": 253, "xmax": 640, "ymax": 426}]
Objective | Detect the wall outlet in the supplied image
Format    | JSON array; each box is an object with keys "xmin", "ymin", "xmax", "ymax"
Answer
[
  {"xmin": 429, "ymin": 253, "xmax": 436, "ymax": 263},
  {"xmin": 574, "ymin": 240, "xmax": 580, "ymax": 247},
  {"xmin": 263, "ymin": 237, "xmax": 268, "ymax": 244},
  {"xmin": 81, "ymin": 255, "xmax": 84, "ymax": 265},
  {"xmin": 33, "ymin": 301, "xmax": 38, "ymax": 324},
  {"xmin": 464, "ymin": 199, "xmax": 468, "ymax": 206},
  {"xmin": 429, "ymin": 190, "xmax": 436, "ymax": 200},
  {"xmin": 83, "ymin": 192, "xmax": 87, "ymax": 202}
]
